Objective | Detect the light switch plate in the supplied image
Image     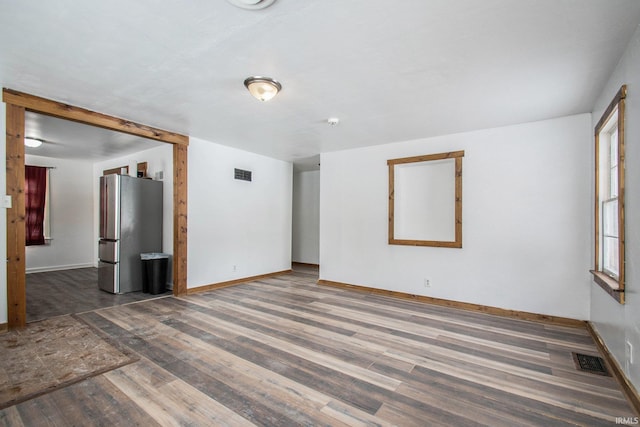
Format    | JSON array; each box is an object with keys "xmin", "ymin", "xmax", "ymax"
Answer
[{"xmin": 1, "ymin": 195, "xmax": 11, "ymax": 208}]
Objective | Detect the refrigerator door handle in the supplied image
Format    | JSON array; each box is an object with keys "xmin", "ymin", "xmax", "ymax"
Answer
[{"xmin": 99, "ymin": 174, "xmax": 120, "ymax": 240}]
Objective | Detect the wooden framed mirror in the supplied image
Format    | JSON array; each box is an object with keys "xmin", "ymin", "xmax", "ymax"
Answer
[{"xmin": 388, "ymin": 150, "xmax": 464, "ymax": 248}]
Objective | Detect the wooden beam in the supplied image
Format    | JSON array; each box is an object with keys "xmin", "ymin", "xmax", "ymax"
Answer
[
  {"xmin": 454, "ymin": 156, "xmax": 463, "ymax": 246},
  {"xmin": 387, "ymin": 161, "xmax": 395, "ymax": 244},
  {"xmin": 386, "ymin": 150, "xmax": 465, "ymax": 166},
  {"xmin": 6, "ymin": 104, "xmax": 27, "ymax": 328},
  {"xmin": 618, "ymin": 95, "xmax": 626, "ymax": 299},
  {"xmin": 173, "ymin": 144, "xmax": 188, "ymax": 296},
  {"xmin": 2, "ymin": 88, "xmax": 188, "ymax": 146}
]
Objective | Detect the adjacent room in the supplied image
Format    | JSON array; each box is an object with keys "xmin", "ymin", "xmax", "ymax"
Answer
[
  {"xmin": 0, "ymin": 0, "xmax": 639, "ymax": 424},
  {"xmin": 24, "ymin": 112, "xmax": 175, "ymax": 322}
]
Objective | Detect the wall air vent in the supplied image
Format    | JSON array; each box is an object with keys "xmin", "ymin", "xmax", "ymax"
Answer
[{"xmin": 234, "ymin": 168, "xmax": 252, "ymax": 182}]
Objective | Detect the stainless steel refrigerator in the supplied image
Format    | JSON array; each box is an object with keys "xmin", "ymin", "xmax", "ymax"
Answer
[{"xmin": 98, "ymin": 174, "xmax": 163, "ymax": 294}]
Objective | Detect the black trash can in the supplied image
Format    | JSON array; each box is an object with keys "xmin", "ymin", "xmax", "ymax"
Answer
[{"xmin": 141, "ymin": 253, "xmax": 169, "ymax": 295}]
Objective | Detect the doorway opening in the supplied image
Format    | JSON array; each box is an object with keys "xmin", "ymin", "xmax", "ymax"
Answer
[
  {"xmin": 4, "ymin": 88, "xmax": 188, "ymax": 329},
  {"xmin": 291, "ymin": 165, "xmax": 320, "ymax": 270},
  {"xmin": 24, "ymin": 112, "xmax": 174, "ymax": 322}
]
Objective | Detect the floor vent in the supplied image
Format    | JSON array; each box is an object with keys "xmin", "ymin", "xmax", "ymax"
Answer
[{"xmin": 572, "ymin": 352, "xmax": 610, "ymax": 376}]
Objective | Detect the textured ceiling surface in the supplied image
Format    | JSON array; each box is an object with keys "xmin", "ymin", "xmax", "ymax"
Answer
[
  {"xmin": 24, "ymin": 112, "xmax": 164, "ymax": 160},
  {"xmin": 1, "ymin": 1, "xmax": 640, "ymax": 166}
]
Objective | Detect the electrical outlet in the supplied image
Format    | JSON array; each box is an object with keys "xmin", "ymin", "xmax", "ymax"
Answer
[
  {"xmin": 424, "ymin": 278, "xmax": 431, "ymax": 288},
  {"xmin": 627, "ymin": 341, "xmax": 634, "ymax": 365}
]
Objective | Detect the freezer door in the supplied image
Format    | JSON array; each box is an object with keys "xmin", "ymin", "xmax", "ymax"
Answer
[
  {"xmin": 99, "ymin": 174, "xmax": 120, "ymax": 240},
  {"xmin": 98, "ymin": 261, "xmax": 119, "ymax": 294},
  {"xmin": 98, "ymin": 239, "xmax": 119, "ymax": 263}
]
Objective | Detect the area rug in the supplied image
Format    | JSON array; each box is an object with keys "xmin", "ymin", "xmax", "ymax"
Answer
[{"xmin": 0, "ymin": 315, "xmax": 137, "ymax": 409}]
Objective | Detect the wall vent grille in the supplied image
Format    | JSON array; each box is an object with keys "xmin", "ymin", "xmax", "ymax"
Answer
[{"xmin": 234, "ymin": 168, "xmax": 252, "ymax": 182}]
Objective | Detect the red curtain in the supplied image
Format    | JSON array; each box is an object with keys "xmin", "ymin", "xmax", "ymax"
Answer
[{"xmin": 25, "ymin": 165, "xmax": 47, "ymax": 246}]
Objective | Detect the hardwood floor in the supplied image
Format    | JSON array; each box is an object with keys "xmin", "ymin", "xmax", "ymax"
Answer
[
  {"xmin": 26, "ymin": 268, "xmax": 170, "ymax": 323},
  {"xmin": 3, "ymin": 268, "xmax": 635, "ymax": 426}
]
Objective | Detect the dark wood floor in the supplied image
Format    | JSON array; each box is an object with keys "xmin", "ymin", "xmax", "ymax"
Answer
[
  {"xmin": 27, "ymin": 267, "xmax": 170, "ymax": 323},
  {"xmin": 4, "ymin": 268, "xmax": 635, "ymax": 425}
]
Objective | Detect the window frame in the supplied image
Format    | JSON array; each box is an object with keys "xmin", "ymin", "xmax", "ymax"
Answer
[{"xmin": 591, "ymin": 85, "xmax": 626, "ymax": 304}]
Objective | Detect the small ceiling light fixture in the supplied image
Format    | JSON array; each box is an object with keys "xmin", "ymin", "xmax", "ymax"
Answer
[
  {"xmin": 327, "ymin": 117, "xmax": 340, "ymax": 126},
  {"xmin": 244, "ymin": 76, "xmax": 282, "ymax": 102},
  {"xmin": 227, "ymin": 0, "xmax": 276, "ymax": 10},
  {"xmin": 24, "ymin": 137, "xmax": 44, "ymax": 148}
]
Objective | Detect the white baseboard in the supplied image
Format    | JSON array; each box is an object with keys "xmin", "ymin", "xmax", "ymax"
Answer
[{"xmin": 26, "ymin": 263, "xmax": 95, "ymax": 274}]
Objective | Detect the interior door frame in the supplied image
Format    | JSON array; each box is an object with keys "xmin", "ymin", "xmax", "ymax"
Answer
[{"xmin": 3, "ymin": 88, "xmax": 189, "ymax": 328}]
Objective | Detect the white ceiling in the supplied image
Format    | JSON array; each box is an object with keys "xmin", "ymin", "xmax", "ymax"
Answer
[
  {"xmin": 24, "ymin": 112, "xmax": 164, "ymax": 160},
  {"xmin": 2, "ymin": 0, "xmax": 640, "ymax": 169}
]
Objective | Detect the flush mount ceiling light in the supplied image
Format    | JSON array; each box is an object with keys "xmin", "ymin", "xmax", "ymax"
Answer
[
  {"xmin": 24, "ymin": 137, "xmax": 44, "ymax": 148},
  {"xmin": 244, "ymin": 76, "xmax": 282, "ymax": 102},
  {"xmin": 227, "ymin": 0, "xmax": 276, "ymax": 10}
]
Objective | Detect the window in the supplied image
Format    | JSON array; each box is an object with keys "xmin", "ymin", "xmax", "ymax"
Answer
[
  {"xmin": 25, "ymin": 165, "xmax": 50, "ymax": 245},
  {"xmin": 592, "ymin": 85, "xmax": 626, "ymax": 304}
]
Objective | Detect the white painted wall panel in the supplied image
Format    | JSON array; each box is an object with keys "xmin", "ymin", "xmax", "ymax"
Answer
[
  {"xmin": 188, "ymin": 137, "xmax": 292, "ymax": 289},
  {"xmin": 394, "ymin": 159, "xmax": 455, "ymax": 242},
  {"xmin": 25, "ymin": 155, "xmax": 94, "ymax": 272},
  {"xmin": 320, "ymin": 114, "xmax": 592, "ymax": 320}
]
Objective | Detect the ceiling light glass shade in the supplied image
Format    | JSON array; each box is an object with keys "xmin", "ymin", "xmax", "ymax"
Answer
[
  {"xmin": 244, "ymin": 76, "xmax": 282, "ymax": 102},
  {"xmin": 227, "ymin": 0, "xmax": 276, "ymax": 9},
  {"xmin": 24, "ymin": 137, "xmax": 43, "ymax": 148}
]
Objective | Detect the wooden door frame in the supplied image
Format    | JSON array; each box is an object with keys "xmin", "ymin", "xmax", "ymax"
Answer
[{"xmin": 3, "ymin": 88, "xmax": 189, "ymax": 328}]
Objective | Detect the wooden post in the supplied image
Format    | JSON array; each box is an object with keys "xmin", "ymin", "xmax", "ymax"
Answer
[
  {"xmin": 173, "ymin": 144, "xmax": 188, "ymax": 296},
  {"xmin": 6, "ymin": 104, "xmax": 26, "ymax": 327}
]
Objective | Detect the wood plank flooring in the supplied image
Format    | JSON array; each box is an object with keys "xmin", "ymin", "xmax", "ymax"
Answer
[
  {"xmin": 26, "ymin": 267, "xmax": 170, "ymax": 322},
  {"xmin": 2, "ymin": 268, "xmax": 635, "ymax": 426}
]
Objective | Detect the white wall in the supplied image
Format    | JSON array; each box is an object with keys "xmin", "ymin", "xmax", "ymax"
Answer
[
  {"xmin": 93, "ymin": 144, "xmax": 174, "ymax": 275},
  {"xmin": 590, "ymin": 23, "xmax": 640, "ymax": 392},
  {"xmin": 292, "ymin": 170, "xmax": 320, "ymax": 264},
  {"xmin": 188, "ymin": 137, "xmax": 292, "ymax": 289},
  {"xmin": 25, "ymin": 155, "xmax": 94, "ymax": 272},
  {"xmin": 320, "ymin": 114, "xmax": 592, "ymax": 320}
]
